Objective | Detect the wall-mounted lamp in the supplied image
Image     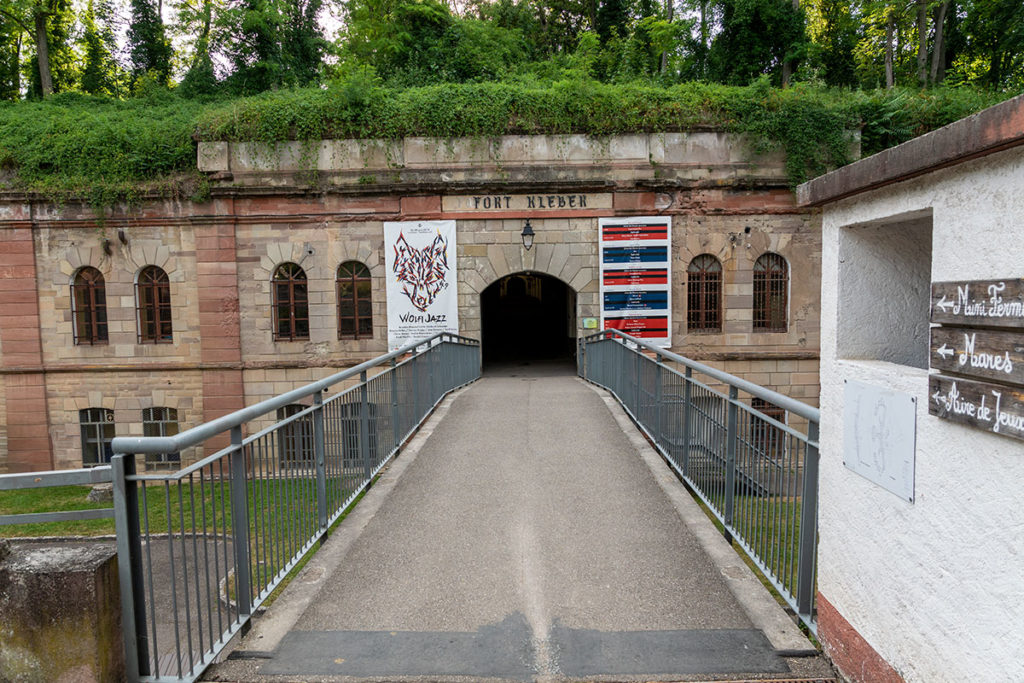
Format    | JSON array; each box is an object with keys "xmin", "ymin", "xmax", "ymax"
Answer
[{"xmin": 521, "ymin": 219, "xmax": 535, "ymax": 251}]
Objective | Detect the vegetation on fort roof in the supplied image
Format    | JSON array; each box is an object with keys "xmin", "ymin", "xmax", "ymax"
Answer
[
  {"xmin": 0, "ymin": 80, "xmax": 1011, "ymax": 205},
  {"xmin": 0, "ymin": 0, "xmax": 1021, "ymax": 205}
]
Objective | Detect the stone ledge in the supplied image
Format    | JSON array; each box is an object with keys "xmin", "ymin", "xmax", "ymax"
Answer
[
  {"xmin": 197, "ymin": 133, "xmax": 790, "ymax": 175},
  {"xmin": 798, "ymin": 93, "xmax": 1024, "ymax": 207}
]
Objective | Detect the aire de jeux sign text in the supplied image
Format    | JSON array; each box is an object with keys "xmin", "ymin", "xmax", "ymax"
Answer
[{"xmin": 929, "ymin": 279, "xmax": 1024, "ymax": 441}]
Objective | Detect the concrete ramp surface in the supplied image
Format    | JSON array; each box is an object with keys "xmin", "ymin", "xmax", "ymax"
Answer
[{"xmin": 206, "ymin": 367, "xmax": 831, "ymax": 682}]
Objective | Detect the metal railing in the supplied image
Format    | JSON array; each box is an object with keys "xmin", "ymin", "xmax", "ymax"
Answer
[
  {"xmin": 0, "ymin": 333, "xmax": 479, "ymax": 683},
  {"xmin": 578, "ymin": 329, "xmax": 820, "ymax": 633}
]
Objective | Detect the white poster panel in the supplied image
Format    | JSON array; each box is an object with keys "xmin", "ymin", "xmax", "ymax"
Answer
[
  {"xmin": 384, "ymin": 220, "xmax": 459, "ymax": 350},
  {"xmin": 598, "ymin": 216, "xmax": 672, "ymax": 348}
]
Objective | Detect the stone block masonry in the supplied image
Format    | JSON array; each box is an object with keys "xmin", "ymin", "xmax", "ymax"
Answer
[{"xmin": 0, "ymin": 132, "xmax": 823, "ymax": 471}]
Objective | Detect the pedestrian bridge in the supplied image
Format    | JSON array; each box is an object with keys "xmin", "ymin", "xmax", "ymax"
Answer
[{"xmin": 4, "ymin": 332, "xmax": 827, "ymax": 682}]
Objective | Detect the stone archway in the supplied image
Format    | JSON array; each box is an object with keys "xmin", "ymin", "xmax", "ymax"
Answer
[{"xmin": 480, "ymin": 272, "xmax": 577, "ymax": 366}]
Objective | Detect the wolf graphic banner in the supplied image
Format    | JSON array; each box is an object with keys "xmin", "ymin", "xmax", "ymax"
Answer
[
  {"xmin": 384, "ymin": 220, "xmax": 459, "ymax": 350},
  {"xmin": 599, "ymin": 216, "xmax": 672, "ymax": 348}
]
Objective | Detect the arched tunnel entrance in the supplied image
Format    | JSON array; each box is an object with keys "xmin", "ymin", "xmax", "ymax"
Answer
[{"xmin": 481, "ymin": 272, "xmax": 577, "ymax": 368}]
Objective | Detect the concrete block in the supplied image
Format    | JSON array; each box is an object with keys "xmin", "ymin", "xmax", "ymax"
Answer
[
  {"xmin": 0, "ymin": 543, "xmax": 123, "ymax": 683},
  {"xmin": 197, "ymin": 141, "xmax": 229, "ymax": 172}
]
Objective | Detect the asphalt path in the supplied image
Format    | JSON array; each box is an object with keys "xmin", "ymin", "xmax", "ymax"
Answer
[{"xmin": 207, "ymin": 364, "xmax": 829, "ymax": 682}]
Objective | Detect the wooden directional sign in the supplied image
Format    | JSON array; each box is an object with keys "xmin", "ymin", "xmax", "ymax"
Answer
[
  {"xmin": 931, "ymin": 279, "xmax": 1024, "ymax": 329},
  {"xmin": 930, "ymin": 327, "xmax": 1024, "ymax": 385},
  {"xmin": 930, "ymin": 277, "xmax": 1024, "ymax": 440},
  {"xmin": 929, "ymin": 375, "xmax": 1024, "ymax": 442}
]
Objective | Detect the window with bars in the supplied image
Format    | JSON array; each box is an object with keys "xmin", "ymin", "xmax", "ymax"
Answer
[
  {"xmin": 337, "ymin": 261, "xmax": 372, "ymax": 340},
  {"xmin": 71, "ymin": 267, "xmax": 108, "ymax": 345},
  {"xmin": 80, "ymin": 407, "xmax": 115, "ymax": 466},
  {"xmin": 277, "ymin": 403, "xmax": 314, "ymax": 466},
  {"xmin": 753, "ymin": 252, "xmax": 788, "ymax": 332},
  {"xmin": 750, "ymin": 397, "xmax": 786, "ymax": 457},
  {"xmin": 273, "ymin": 263, "xmax": 310, "ymax": 341},
  {"xmin": 136, "ymin": 266, "xmax": 173, "ymax": 343},
  {"xmin": 143, "ymin": 407, "xmax": 181, "ymax": 469},
  {"xmin": 687, "ymin": 254, "xmax": 722, "ymax": 333}
]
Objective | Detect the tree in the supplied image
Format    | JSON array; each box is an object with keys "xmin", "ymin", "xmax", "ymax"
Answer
[
  {"xmin": 127, "ymin": 0, "xmax": 173, "ymax": 85},
  {"xmin": 803, "ymin": 0, "xmax": 857, "ymax": 86},
  {"xmin": 0, "ymin": 0, "xmax": 74, "ymax": 96},
  {"xmin": 80, "ymin": 0, "xmax": 122, "ymax": 96},
  {"xmin": 707, "ymin": 0, "xmax": 805, "ymax": 85}
]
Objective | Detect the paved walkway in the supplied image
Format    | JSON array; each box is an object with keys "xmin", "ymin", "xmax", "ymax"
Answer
[{"xmin": 207, "ymin": 365, "xmax": 832, "ymax": 682}]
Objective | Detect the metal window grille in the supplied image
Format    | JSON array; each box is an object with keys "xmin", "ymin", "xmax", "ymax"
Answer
[
  {"xmin": 687, "ymin": 254, "xmax": 722, "ymax": 333},
  {"xmin": 337, "ymin": 261, "xmax": 373, "ymax": 340},
  {"xmin": 753, "ymin": 252, "xmax": 788, "ymax": 331},
  {"xmin": 136, "ymin": 266, "xmax": 173, "ymax": 343},
  {"xmin": 277, "ymin": 403, "xmax": 314, "ymax": 466},
  {"xmin": 71, "ymin": 267, "xmax": 108, "ymax": 345},
  {"xmin": 80, "ymin": 407, "xmax": 115, "ymax": 466},
  {"xmin": 273, "ymin": 263, "xmax": 310, "ymax": 341},
  {"xmin": 142, "ymin": 407, "xmax": 180, "ymax": 469},
  {"xmin": 750, "ymin": 397, "xmax": 786, "ymax": 457}
]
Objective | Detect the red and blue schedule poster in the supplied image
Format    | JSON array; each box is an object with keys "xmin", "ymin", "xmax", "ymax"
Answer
[{"xmin": 598, "ymin": 216, "xmax": 672, "ymax": 348}]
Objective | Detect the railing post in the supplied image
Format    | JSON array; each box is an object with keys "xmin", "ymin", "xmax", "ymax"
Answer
[
  {"xmin": 229, "ymin": 425, "xmax": 252, "ymax": 625},
  {"xmin": 112, "ymin": 453, "xmax": 149, "ymax": 680},
  {"xmin": 313, "ymin": 390, "xmax": 327, "ymax": 539},
  {"xmin": 796, "ymin": 420, "xmax": 820, "ymax": 620},
  {"xmin": 633, "ymin": 349, "xmax": 641, "ymax": 416},
  {"xmin": 724, "ymin": 386, "xmax": 738, "ymax": 543},
  {"xmin": 682, "ymin": 367, "xmax": 692, "ymax": 477},
  {"xmin": 617, "ymin": 339, "xmax": 625, "ymax": 400},
  {"xmin": 391, "ymin": 358, "xmax": 400, "ymax": 450},
  {"xmin": 360, "ymin": 370, "xmax": 372, "ymax": 483},
  {"xmin": 654, "ymin": 354, "xmax": 663, "ymax": 445},
  {"xmin": 408, "ymin": 353, "xmax": 417, "ymax": 419}
]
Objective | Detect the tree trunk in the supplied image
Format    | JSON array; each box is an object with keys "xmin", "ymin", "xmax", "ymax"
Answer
[
  {"xmin": 781, "ymin": 0, "xmax": 799, "ymax": 87},
  {"xmin": 930, "ymin": 1, "xmax": 949, "ymax": 84},
  {"xmin": 916, "ymin": 0, "xmax": 928, "ymax": 86},
  {"xmin": 34, "ymin": 10, "xmax": 52, "ymax": 96},
  {"xmin": 13, "ymin": 34, "xmax": 21, "ymax": 96},
  {"xmin": 660, "ymin": 0, "xmax": 673, "ymax": 73},
  {"xmin": 885, "ymin": 10, "xmax": 894, "ymax": 89}
]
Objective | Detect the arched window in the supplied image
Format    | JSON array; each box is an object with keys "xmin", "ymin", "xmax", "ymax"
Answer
[
  {"xmin": 687, "ymin": 254, "xmax": 722, "ymax": 333},
  {"xmin": 71, "ymin": 267, "xmax": 108, "ymax": 345},
  {"xmin": 337, "ymin": 261, "xmax": 372, "ymax": 340},
  {"xmin": 143, "ymin": 407, "xmax": 180, "ymax": 469},
  {"xmin": 273, "ymin": 263, "xmax": 309, "ymax": 341},
  {"xmin": 136, "ymin": 266, "xmax": 173, "ymax": 343},
  {"xmin": 80, "ymin": 407, "xmax": 114, "ymax": 466},
  {"xmin": 753, "ymin": 253, "xmax": 788, "ymax": 332}
]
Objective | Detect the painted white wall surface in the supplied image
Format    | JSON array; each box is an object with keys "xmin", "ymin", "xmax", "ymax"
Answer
[{"xmin": 819, "ymin": 146, "xmax": 1024, "ymax": 682}]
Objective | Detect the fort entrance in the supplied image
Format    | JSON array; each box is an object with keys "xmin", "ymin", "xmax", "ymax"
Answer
[{"xmin": 480, "ymin": 272, "xmax": 576, "ymax": 367}]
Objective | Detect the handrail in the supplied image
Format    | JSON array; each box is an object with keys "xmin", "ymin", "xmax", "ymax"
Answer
[
  {"xmin": 582, "ymin": 329, "xmax": 820, "ymax": 424},
  {"xmin": 0, "ymin": 466, "xmax": 112, "ymax": 490},
  {"xmin": 112, "ymin": 332, "xmax": 479, "ymax": 456}
]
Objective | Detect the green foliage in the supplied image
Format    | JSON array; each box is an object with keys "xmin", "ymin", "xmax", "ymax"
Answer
[
  {"xmin": 80, "ymin": 0, "xmax": 122, "ymax": 97},
  {"xmin": 707, "ymin": 0, "xmax": 806, "ymax": 86},
  {"xmin": 0, "ymin": 92, "xmax": 212, "ymax": 206},
  {"xmin": 338, "ymin": 0, "xmax": 524, "ymax": 86},
  {"xmin": 127, "ymin": 0, "xmax": 173, "ymax": 86},
  {"xmin": 0, "ymin": 81, "xmax": 1014, "ymax": 208}
]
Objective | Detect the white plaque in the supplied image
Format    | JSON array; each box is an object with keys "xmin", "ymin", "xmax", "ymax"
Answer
[
  {"xmin": 842, "ymin": 379, "xmax": 917, "ymax": 502},
  {"xmin": 384, "ymin": 220, "xmax": 459, "ymax": 350}
]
